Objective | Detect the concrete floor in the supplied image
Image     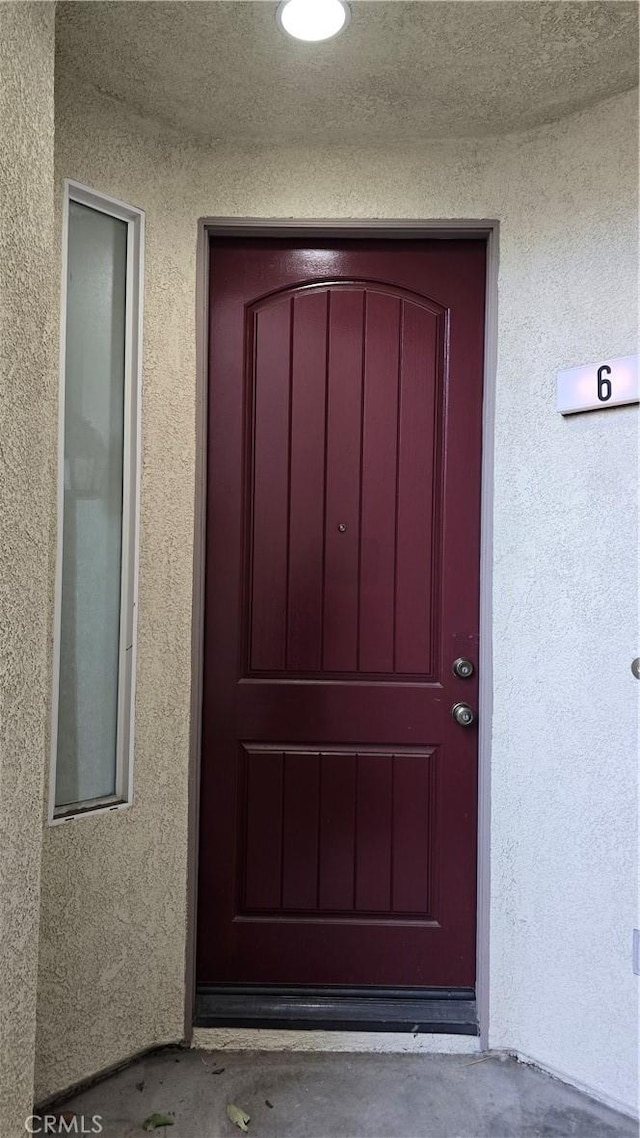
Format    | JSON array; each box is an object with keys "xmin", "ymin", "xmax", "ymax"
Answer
[{"xmin": 52, "ymin": 1048, "xmax": 637, "ymax": 1138}]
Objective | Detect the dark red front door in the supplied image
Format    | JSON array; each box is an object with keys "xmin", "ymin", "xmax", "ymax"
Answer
[{"xmin": 197, "ymin": 238, "xmax": 485, "ymax": 988}]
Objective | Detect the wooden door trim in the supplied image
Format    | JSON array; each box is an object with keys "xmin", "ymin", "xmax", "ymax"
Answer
[{"xmin": 186, "ymin": 219, "xmax": 499, "ymax": 1048}]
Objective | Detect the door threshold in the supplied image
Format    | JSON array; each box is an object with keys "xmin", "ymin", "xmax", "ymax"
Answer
[{"xmin": 195, "ymin": 985, "xmax": 477, "ymax": 1035}]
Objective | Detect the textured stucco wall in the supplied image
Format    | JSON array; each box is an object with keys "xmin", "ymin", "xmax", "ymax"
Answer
[
  {"xmin": 0, "ymin": 4, "xmax": 55, "ymax": 1134},
  {"xmin": 38, "ymin": 74, "xmax": 638, "ymax": 1113}
]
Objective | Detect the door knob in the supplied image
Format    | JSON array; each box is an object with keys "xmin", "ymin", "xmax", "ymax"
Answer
[
  {"xmin": 452, "ymin": 657, "xmax": 474, "ymax": 679},
  {"xmin": 451, "ymin": 702, "xmax": 475, "ymax": 727}
]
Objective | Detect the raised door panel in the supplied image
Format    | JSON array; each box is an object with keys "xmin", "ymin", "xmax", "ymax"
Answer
[
  {"xmin": 246, "ymin": 283, "xmax": 444, "ymax": 680},
  {"xmin": 239, "ymin": 745, "xmax": 437, "ymax": 920}
]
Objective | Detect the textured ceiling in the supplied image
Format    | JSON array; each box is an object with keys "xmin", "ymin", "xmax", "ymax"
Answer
[{"xmin": 56, "ymin": 1, "xmax": 639, "ymax": 143}]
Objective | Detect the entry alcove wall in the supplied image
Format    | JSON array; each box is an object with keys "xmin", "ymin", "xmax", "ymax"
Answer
[{"xmin": 35, "ymin": 73, "xmax": 639, "ymax": 1117}]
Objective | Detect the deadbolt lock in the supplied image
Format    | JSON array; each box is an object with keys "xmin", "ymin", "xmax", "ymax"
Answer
[
  {"xmin": 451, "ymin": 702, "xmax": 475, "ymax": 727},
  {"xmin": 452, "ymin": 657, "xmax": 474, "ymax": 679}
]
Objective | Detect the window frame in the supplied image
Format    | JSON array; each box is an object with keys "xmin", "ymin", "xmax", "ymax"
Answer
[{"xmin": 49, "ymin": 180, "xmax": 144, "ymax": 824}]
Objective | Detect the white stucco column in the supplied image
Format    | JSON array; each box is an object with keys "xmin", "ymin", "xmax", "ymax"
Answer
[{"xmin": 0, "ymin": 3, "xmax": 56, "ymax": 1132}]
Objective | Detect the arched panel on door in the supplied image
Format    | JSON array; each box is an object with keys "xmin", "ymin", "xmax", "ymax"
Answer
[{"xmin": 245, "ymin": 281, "xmax": 448, "ymax": 682}]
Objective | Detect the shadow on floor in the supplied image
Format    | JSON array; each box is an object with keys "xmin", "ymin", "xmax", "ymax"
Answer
[{"xmin": 50, "ymin": 1048, "xmax": 636, "ymax": 1138}]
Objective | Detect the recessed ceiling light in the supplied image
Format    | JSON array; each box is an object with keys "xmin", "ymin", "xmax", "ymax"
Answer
[{"xmin": 277, "ymin": 0, "xmax": 350, "ymax": 42}]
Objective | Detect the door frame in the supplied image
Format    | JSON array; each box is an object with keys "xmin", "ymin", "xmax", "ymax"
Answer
[{"xmin": 186, "ymin": 218, "xmax": 499, "ymax": 1047}]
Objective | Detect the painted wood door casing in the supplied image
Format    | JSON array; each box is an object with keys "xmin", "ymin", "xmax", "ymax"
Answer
[{"xmin": 198, "ymin": 238, "xmax": 486, "ymax": 988}]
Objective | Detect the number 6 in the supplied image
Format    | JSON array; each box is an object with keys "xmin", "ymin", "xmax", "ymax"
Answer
[{"xmin": 597, "ymin": 364, "xmax": 612, "ymax": 402}]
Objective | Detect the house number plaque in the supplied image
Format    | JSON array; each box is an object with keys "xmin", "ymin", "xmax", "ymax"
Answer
[{"xmin": 557, "ymin": 354, "xmax": 638, "ymax": 415}]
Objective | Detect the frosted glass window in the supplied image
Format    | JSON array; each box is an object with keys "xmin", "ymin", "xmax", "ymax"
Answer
[{"xmin": 53, "ymin": 187, "xmax": 142, "ymax": 818}]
